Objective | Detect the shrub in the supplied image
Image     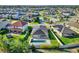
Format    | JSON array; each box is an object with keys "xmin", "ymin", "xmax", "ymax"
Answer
[{"xmin": 0, "ymin": 28, "xmax": 9, "ymax": 35}]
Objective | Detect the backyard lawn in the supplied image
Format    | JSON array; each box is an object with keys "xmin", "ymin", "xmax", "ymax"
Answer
[
  {"xmin": 60, "ymin": 37, "xmax": 79, "ymax": 44},
  {"xmin": 0, "ymin": 26, "xmax": 32, "ymax": 53},
  {"xmin": 0, "ymin": 33, "xmax": 30, "ymax": 53},
  {"xmin": 50, "ymin": 40, "xmax": 60, "ymax": 48},
  {"xmin": 58, "ymin": 34, "xmax": 79, "ymax": 44},
  {"xmin": 54, "ymin": 30, "xmax": 79, "ymax": 45},
  {"xmin": 48, "ymin": 30, "xmax": 60, "ymax": 48}
]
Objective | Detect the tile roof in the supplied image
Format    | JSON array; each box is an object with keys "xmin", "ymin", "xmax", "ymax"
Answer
[{"xmin": 11, "ymin": 21, "xmax": 27, "ymax": 27}]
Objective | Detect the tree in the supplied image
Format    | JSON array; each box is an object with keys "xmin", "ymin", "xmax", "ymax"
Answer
[
  {"xmin": 6, "ymin": 38, "xmax": 29, "ymax": 53},
  {"xmin": 0, "ymin": 29, "xmax": 9, "ymax": 35},
  {"xmin": 32, "ymin": 17, "xmax": 40, "ymax": 23},
  {"xmin": 7, "ymin": 15, "xmax": 13, "ymax": 19},
  {"xmin": 31, "ymin": 45, "xmax": 36, "ymax": 52}
]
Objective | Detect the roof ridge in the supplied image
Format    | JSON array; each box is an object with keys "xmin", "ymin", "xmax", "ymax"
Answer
[{"xmin": 12, "ymin": 21, "xmax": 27, "ymax": 27}]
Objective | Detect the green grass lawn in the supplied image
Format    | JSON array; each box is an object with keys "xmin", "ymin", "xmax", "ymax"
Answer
[
  {"xmin": 48, "ymin": 30, "xmax": 60, "ymax": 48},
  {"xmin": 32, "ymin": 22, "xmax": 39, "ymax": 24},
  {"xmin": 50, "ymin": 40, "xmax": 60, "ymax": 47},
  {"xmin": 60, "ymin": 37, "xmax": 79, "ymax": 44},
  {"xmin": 0, "ymin": 32, "xmax": 29, "ymax": 52},
  {"xmin": 0, "ymin": 34, "xmax": 25, "ymax": 43},
  {"xmin": 12, "ymin": 34, "xmax": 25, "ymax": 39},
  {"xmin": 48, "ymin": 30, "xmax": 56, "ymax": 40},
  {"xmin": 57, "ymin": 33, "xmax": 79, "ymax": 44},
  {"xmin": 54, "ymin": 30, "xmax": 79, "ymax": 45},
  {"xmin": 28, "ymin": 22, "xmax": 39, "ymax": 26}
]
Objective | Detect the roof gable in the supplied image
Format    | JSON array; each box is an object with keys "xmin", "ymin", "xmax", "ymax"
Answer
[
  {"xmin": 31, "ymin": 25, "xmax": 48, "ymax": 39},
  {"xmin": 33, "ymin": 29, "xmax": 45, "ymax": 35},
  {"xmin": 11, "ymin": 21, "xmax": 27, "ymax": 27}
]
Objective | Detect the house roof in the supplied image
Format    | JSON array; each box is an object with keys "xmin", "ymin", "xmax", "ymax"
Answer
[
  {"xmin": 0, "ymin": 20, "xmax": 10, "ymax": 30},
  {"xmin": 32, "ymin": 25, "xmax": 48, "ymax": 34},
  {"xmin": 53, "ymin": 24, "xmax": 76, "ymax": 37},
  {"xmin": 31, "ymin": 25, "xmax": 48, "ymax": 39},
  {"xmin": 53, "ymin": 25, "xmax": 63, "ymax": 32},
  {"xmin": 67, "ymin": 20, "xmax": 79, "ymax": 29},
  {"xmin": 33, "ymin": 29, "xmax": 45, "ymax": 35},
  {"xmin": 33, "ymin": 29, "xmax": 48, "ymax": 39},
  {"xmin": 11, "ymin": 21, "xmax": 27, "ymax": 27},
  {"xmin": 62, "ymin": 27, "xmax": 76, "ymax": 34}
]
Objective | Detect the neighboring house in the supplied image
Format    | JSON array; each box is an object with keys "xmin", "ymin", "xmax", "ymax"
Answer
[
  {"xmin": 30, "ymin": 25, "xmax": 50, "ymax": 47},
  {"xmin": 7, "ymin": 21, "xmax": 28, "ymax": 34},
  {"xmin": 27, "ymin": 11, "xmax": 39, "ymax": 18},
  {"xmin": 67, "ymin": 19, "xmax": 79, "ymax": 34},
  {"xmin": 39, "ymin": 16, "xmax": 45, "ymax": 23},
  {"xmin": 0, "ymin": 20, "xmax": 10, "ymax": 30},
  {"xmin": 12, "ymin": 11, "xmax": 21, "ymax": 20},
  {"xmin": 53, "ymin": 24, "xmax": 76, "ymax": 37},
  {"xmin": 62, "ymin": 12, "xmax": 71, "ymax": 17},
  {"xmin": 50, "ymin": 18, "xmax": 60, "ymax": 23}
]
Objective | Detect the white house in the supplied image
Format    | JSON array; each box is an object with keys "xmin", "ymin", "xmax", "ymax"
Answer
[{"xmin": 7, "ymin": 21, "xmax": 28, "ymax": 34}]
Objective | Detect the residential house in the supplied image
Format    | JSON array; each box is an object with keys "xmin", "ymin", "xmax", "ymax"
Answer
[
  {"xmin": 0, "ymin": 20, "xmax": 10, "ymax": 30},
  {"xmin": 7, "ymin": 21, "xmax": 28, "ymax": 34},
  {"xmin": 53, "ymin": 24, "xmax": 76, "ymax": 37},
  {"xmin": 27, "ymin": 11, "xmax": 39, "ymax": 18},
  {"xmin": 67, "ymin": 19, "xmax": 79, "ymax": 34},
  {"xmin": 50, "ymin": 17, "xmax": 60, "ymax": 23},
  {"xmin": 30, "ymin": 25, "xmax": 50, "ymax": 47}
]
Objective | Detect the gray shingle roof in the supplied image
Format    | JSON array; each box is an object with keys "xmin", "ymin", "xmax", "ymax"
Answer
[
  {"xmin": 63, "ymin": 27, "xmax": 76, "ymax": 35},
  {"xmin": 0, "ymin": 20, "xmax": 10, "ymax": 30},
  {"xmin": 53, "ymin": 24, "xmax": 63, "ymax": 32},
  {"xmin": 31, "ymin": 25, "xmax": 48, "ymax": 39},
  {"xmin": 53, "ymin": 24, "xmax": 76, "ymax": 37}
]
